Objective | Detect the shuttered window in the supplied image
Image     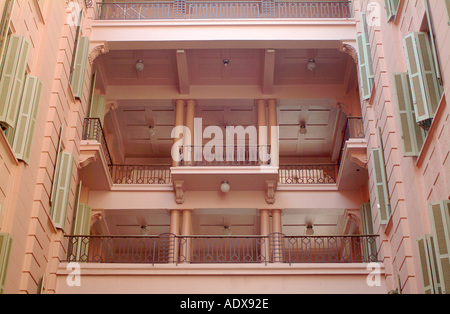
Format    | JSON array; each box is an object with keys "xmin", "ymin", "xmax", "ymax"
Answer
[
  {"xmin": 70, "ymin": 36, "xmax": 89, "ymax": 100},
  {"xmin": 403, "ymin": 32, "xmax": 441, "ymax": 127},
  {"xmin": 12, "ymin": 75, "xmax": 43, "ymax": 164},
  {"xmin": 0, "ymin": 233, "xmax": 13, "ymax": 294},
  {"xmin": 417, "ymin": 234, "xmax": 442, "ymax": 294},
  {"xmin": 371, "ymin": 147, "xmax": 391, "ymax": 225},
  {"xmin": 384, "ymin": 0, "xmax": 400, "ymax": 21},
  {"xmin": 0, "ymin": 35, "xmax": 30, "ymax": 128},
  {"xmin": 359, "ymin": 202, "xmax": 377, "ymax": 261},
  {"xmin": 444, "ymin": 0, "xmax": 450, "ymax": 25},
  {"xmin": 429, "ymin": 200, "xmax": 450, "ymax": 294},
  {"xmin": 357, "ymin": 12, "xmax": 374, "ymax": 100},
  {"xmin": 50, "ymin": 152, "xmax": 74, "ymax": 230},
  {"xmin": 0, "ymin": 0, "xmax": 14, "ymax": 69},
  {"xmin": 392, "ymin": 72, "xmax": 426, "ymax": 156}
]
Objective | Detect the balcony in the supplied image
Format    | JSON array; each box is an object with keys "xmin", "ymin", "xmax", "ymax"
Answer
[
  {"xmin": 92, "ymin": 1, "xmax": 353, "ymax": 21},
  {"xmin": 79, "ymin": 116, "xmax": 366, "ymax": 191},
  {"xmin": 65, "ymin": 233, "xmax": 378, "ymax": 264}
]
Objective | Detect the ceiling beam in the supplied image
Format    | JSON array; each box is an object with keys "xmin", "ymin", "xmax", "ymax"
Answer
[
  {"xmin": 262, "ymin": 49, "xmax": 275, "ymax": 94},
  {"xmin": 176, "ymin": 49, "xmax": 190, "ymax": 94}
]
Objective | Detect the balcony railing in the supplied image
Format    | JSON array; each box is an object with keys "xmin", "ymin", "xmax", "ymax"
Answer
[
  {"xmin": 345, "ymin": 117, "xmax": 365, "ymax": 140},
  {"xmin": 278, "ymin": 164, "xmax": 338, "ymax": 184},
  {"xmin": 92, "ymin": 1, "xmax": 353, "ymax": 20},
  {"xmin": 66, "ymin": 233, "xmax": 379, "ymax": 264},
  {"xmin": 110, "ymin": 164, "xmax": 172, "ymax": 184},
  {"xmin": 178, "ymin": 145, "xmax": 271, "ymax": 166},
  {"xmin": 82, "ymin": 118, "xmax": 113, "ymax": 166}
]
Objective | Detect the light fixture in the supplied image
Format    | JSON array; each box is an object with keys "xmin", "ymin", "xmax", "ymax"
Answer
[
  {"xmin": 305, "ymin": 224, "xmax": 314, "ymax": 236},
  {"xmin": 148, "ymin": 125, "xmax": 156, "ymax": 137},
  {"xmin": 299, "ymin": 122, "xmax": 307, "ymax": 135},
  {"xmin": 140, "ymin": 226, "xmax": 149, "ymax": 236},
  {"xmin": 136, "ymin": 60, "xmax": 145, "ymax": 72},
  {"xmin": 223, "ymin": 59, "xmax": 230, "ymax": 67},
  {"xmin": 307, "ymin": 59, "xmax": 316, "ymax": 71},
  {"xmin": 220, "ymin": 181, "xmax": 230, "ymax": 193},
  {"xmin": 223, "ymin": 225, "xmax": 232, "ymax": 236}
]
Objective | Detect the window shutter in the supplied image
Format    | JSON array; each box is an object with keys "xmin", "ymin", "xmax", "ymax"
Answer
[
  {"xmin": 12, "ymin": 75, "xmax": 43, "ymax": 164},
  {"xmin": 50, "ymin": 125, "xmax": 64, "ymax": 208},
  {"xmin": 445, "ymin": 0, "xmax": 450, "ymax": 25},
  {"xmin": 359, "ymin": 202, "xmax": 377, "ymax": 261},
  {"xmin": 417, "ymin": 234, "xmax": 442, "ymax": 294},
  {"xmin": 429, "ymin": 200, "xmax": 450, "ymax": 294},
  {"xmin": 0, "ymin": 233, "xmax": 13, "ymax": 294},
  {"xmin": 50, "ymin": 152, "xmax": 74, "ymax": 230},
  {"xmin": 90, "ymin": 95, "xmax": 106, "ymax": 126},
  {"xmin": 357, "ymin": 12, "xmax": 374, "ymax": 100},
  {"xmin": 70, "ymin": 36, "xmax": 90, "ymax": 100},
  {"xmin": 384, "ymin": 0, "xmax": 400, "ymax": 21},
  {"xmin": 403, "ymin": 32, "xmax": 441, "ymax": 126},
  {"xmin": 0, "ymin": 0, "xmax": 14, "ymax": 68},
  {"xmin": 0, "ymin": 35, "xmax": 30, "ymax": 127},
  {"xmin": 392, "ymin": 72, "xmax": 426, "ymax": 156},
  {"xmin": 371, "ymin": 148, "xmax": 391, "ymax": 224}
]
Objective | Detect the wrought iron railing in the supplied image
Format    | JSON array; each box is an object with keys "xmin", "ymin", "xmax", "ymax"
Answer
[
  {"xmin": 278, "ymin": 164, "xmax": 338, "ymax": 184},
  {"xmin": 345, "ymin": 117, "xmax": 364, "ymax": 140},
  {"xmin": 92, "ymin": 1, "xmax": 353, "ymax": 20},
  {"xmin": 82, "ymin": 118, "xmax": 113, "ymax": 166},
  {"xmin": 178, "ymin": 145, "xmax": 271, "ymax": 166},
  {"xmin": 110, "ymin": 164, "xmax": 172, "ymax": 184},
  {"xmin": 66, "ymin": 233, "xmax": 379, "ymax": 264}
]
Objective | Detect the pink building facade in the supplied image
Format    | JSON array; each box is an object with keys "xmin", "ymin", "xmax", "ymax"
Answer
[{"xmin": 0, "ymin": 0, "xmax": 448, "ymax": 295}]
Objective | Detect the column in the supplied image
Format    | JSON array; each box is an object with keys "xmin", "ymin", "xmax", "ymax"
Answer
[
  {"xmin": 168, "ymin": 210, "xmax": 181, "ymax": 263},
  {"xmin": 173, "ymin": 100, "xmax": 185, "ymax": 167},
  {"xmin": 271, "ymin": 209, "xmax": 284, "ymax": 263},
  {"xmin": 184, "ymin": 99, "xmax": 196, "ymax": 165},
  {"xmin": 259, "ymin": 209, "xmax": 271, "ymax": 263},
  {"xmin": 257, "ymin": 99, "xmax": 268, "ymax": 164},
  {"xmin": 267, "ymin": 99, "xmax": 279, "ymax": 167},
  {"xmin": 180, "ymin": 209, "xmax": 192, "ymax": 263}
]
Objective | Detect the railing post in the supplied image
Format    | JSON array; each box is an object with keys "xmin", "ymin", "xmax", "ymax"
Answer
[
  {"xmin": 261, "ymin": 0, "xmax": 275, "ymax": 18},
  {"xmin": 173, "ymin": 0, "xmax": 186, "ymax": 19}
]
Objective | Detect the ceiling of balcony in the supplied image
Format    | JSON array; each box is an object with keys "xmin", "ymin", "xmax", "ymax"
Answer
[
  {"xmin": 97, "ymin": 47, "xmax": 356, "ymax": 163},
  {"xmin": 101, "ymin": 208, "xmax": 349, "ymax": 237}
]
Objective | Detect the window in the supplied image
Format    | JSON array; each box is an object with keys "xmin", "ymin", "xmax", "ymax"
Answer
[
  {"xmin": 392, "ymin": 72, "xmax": 426, "ymax": 156},
  {"xmin": 356, "ymin": 12, "xmax": 375, "ymax": 100},
  {"xmin": 384, "ymin": 0, "xmax": 400, "ymax": 22},
  {"xmin": 0, "ymin": 233, "xmax": 13, "ymax": 294}
]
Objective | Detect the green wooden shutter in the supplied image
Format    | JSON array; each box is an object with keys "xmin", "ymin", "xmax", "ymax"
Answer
[
  {"xmin": 371, "ymin": 148, "xmax": 391, "ymax": 225},
  {"xmin": 392, "ymin": 73, "xmax": 426, "ymax": 156},
  {"xmin": 70, "ymin": 36, "xmax": 90, "ymax": 100},
  {"xmin": 357, "ymin": 12, "xmax": 374, "ymax": 100},
  {"xmin": 0, "ymin": 35, "xmax": 30, "ymax": 127},
  {"xmin": 50, "ymin": 125, "xmax": 64, "ymax": 208},
  {"xmin": 12, "ymin": 75, "xmax": 43, "ymax": 164},
  {"xmin": 429, "ymin": 200, "xmax": 450, "ymax": 294},
  {"xmin": 0, "ymin": 0, "xmax": 14, "ymax": 69},
  {"xmin": 0, "ymin": 233, "xmax": 13, "ymax": 294},
  {"xmin": 90, "ymin": 95, "xmax": 106, "ymax": 126},
  {"xmin": 417, "ymin": 234, "xmax": 442, "ymax": 294},
  {"xmin": 359, "ymin": 202, "xmax": 377, "ymax": 261},
  {"xmin": 51, "ymin": 152, "xmax": 74, "ymax": 230},
  {"xmin": 403, "ymin": 32, "xmax": 441, "ymax": 126},
  {"xmin": 445, "ymin": 0, "xmax": 450, "ymax": 25},
  {"xmin": 384, "ymin": 0, "xmax": 400, "ymax": 21}
]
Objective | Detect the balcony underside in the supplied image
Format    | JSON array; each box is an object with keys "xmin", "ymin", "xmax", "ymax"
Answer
[{"xmin": 56, "ymin": 262, "xmax": 386, "ymax": 294}]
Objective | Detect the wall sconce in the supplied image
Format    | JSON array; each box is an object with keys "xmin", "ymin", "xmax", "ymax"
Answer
[
  {"xmin": 140, "ymin": 226, "xmax": 149, "ymax": 236},
  {"xmin": 148, "ymin": 126, "xmax": 156, "ymax": 137},
  {"xmin": 299, "ymin": 122, "xmax": 307, "ymax": 135},
  {"xmin": 307, "ymin": 59, "xmax": 316, "ymax": 71},
  {"xmin": 136, "ymin": 60, "xmax": 145, "ymax": 72},
  {"xmin": 223, "ymin": 59, "xmax": 230, "ymax": 67},
  {"xmin": 305, "ymin": 224, "xmax": 314, "ymax": 236},
  {"xmin": 220, "ymin": 181, "xmax": 230, "ymax": 193},
  {"xmin": 223, "ymin": 225, "xmax": 232, "ymax": 236}
]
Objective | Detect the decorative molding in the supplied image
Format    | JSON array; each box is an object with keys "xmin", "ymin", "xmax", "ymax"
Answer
[
  {"xmin": 350, "ymin": 151, "xmax": 368, "ymax": 169},
  {"xmin": 79, "ymin": 149, "xmax": 99, "ymax": 169},
  {"xmin": 340, "ymin": 43, "xmax": 358, "ymax": 64},
  {"xmin": 334, "ymin": 101, "xmax": 352, "ymax": 116},
  {"xmin": 89, "ymin": 44, "xmax": 107, "ymax": 65},
  {"xmin": 174, "ymin": 181, "xmax": 185, "ymax": 204},
  {"xmin": 265, "ymin": 181, "xmax": 276, "ymax": 204}
]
